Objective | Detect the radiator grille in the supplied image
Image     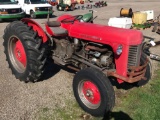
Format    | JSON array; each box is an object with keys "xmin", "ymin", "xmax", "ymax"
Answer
[
  {"xmin": 7, "ymin": 8, "xmax": 22, "ymax": 14},
  {"xmin": 39, "ymin": 7, "xmax": 49, "ymax": 11},
  {"xmin": 128, "ymin": 45, "xmax": 141, "ymax": 68}
]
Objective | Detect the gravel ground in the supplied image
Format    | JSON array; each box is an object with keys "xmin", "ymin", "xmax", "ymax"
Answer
[{"xmin": 0, "ymin": 1, "xmax": 160, "ymax": 120}]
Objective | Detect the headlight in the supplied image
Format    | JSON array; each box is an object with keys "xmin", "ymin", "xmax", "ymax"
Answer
[
  {"xmin": 0, "ymin": 9, "xmax": 7, "ymax": 12},
  {"xmin": 0, "ymin": 9, "xmax": 8, "ymax": 14},
  {"xmin": 35, "ymin": 7, "xmax": 40, "ymax": 11},
  {"xmin": 116, "ymin": 45, "xmax": 123, "ymax": 55}
]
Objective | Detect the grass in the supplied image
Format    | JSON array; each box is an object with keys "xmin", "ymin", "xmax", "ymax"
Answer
[
  {"xmin": 114, "ymin": 69, "xmax": 160, "ymax": 120},
  {"xmin": 36, "ymin": 101, "xmax": 88, "ymax": 120},
  {"xmin": 36, "ymin": 65, "xmax": 160, "ymax": 120}
]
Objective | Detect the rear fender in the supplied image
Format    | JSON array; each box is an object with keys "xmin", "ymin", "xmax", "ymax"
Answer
[
  {"xmin": 57, "ymin": 14, "xmax": 74, "ymax": 29},
  {"xmin": 57, "ymin": 14, "xmax": 73, "ymax": 22},
  {"xmin": 21, "ymin": 18, "xmax": 48, "ymax": 43}
]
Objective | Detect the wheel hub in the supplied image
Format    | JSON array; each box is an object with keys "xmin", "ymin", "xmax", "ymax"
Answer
[
  {"xmin": 82, "ymin": 81, "xmax": 101, "ymax": 105},
  {"xmin": 14, "ymin": 40, "xmax": 26, "ymax": 67},
  {"xmin": 86, "ymin": 90, "xmax": 93, "ymax": 97}
]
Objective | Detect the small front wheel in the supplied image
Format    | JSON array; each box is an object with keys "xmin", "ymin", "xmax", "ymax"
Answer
[
  {"xmin": 73, "ymin": 67, "xmax": 115, "ymax": 117},
  {"xmin": 57, "ymin": 5, "xmax": 63, "ymax": 11},
  {"xmin": 0, "ymin": 18, "xmax": 3, "ymax": 22},
  {"xmin": 136, "ymin": 53, "xmax": 152, "ymax": 86}
]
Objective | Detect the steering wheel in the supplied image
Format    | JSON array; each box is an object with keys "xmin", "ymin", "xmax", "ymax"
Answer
[{"xmin": 61, "ymin": 15, "xmax": 83, "ymax": 24}]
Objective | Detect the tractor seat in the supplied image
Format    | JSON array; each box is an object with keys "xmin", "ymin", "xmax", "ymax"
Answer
[
  {"xmin": 46, "ymin": 21, "xmax": 68, "ymax": 36},
  {"xmin": 47, "ymin": 21, "xmax": 61, "ymax": 27},
  {"xmin": 49, "ymin": 27, "xmax": 68, "ymax": 36}
]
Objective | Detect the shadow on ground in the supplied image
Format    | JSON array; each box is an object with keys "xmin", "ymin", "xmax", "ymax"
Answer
[
  {"xmin": 109, "ymin": 77, "xmax": 136, "ymax": 90},
  {"xmin": 40, "ymin": 59, "xmax": 61, "ymax": 81},
  {"xmin": 40, "ymin": 58, "xmax": 76, "ymax": 81},
  {"xmin": 102, "ymin": 111, "xmax": 133, "ymax": 120}
]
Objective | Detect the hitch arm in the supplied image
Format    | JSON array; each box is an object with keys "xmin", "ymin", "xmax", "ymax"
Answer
[
  {"xmin": 143, "ymin": 36, "xmax": 160, "ymax": 61},
  {"xmin": 149, "ymin": 53, "xmax": 160, "ymax": 61}
]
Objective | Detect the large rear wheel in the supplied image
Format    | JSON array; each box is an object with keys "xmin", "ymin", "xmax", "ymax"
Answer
[
  {"xmin": 3, "ymin": 21, "xmax": 47, "ymax": 82},
  {"xmin": 73, "ymin": 67, "xmax": 115, "ymax": 117}
]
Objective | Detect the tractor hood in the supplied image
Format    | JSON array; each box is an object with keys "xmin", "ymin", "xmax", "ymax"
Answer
[{"xmin": 69, "ymin": 22, "xmax": 143, "ymax": 46}]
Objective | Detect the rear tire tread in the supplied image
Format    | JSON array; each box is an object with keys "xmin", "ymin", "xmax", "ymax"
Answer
[{"xmin": 3, "ymin": 21, "xmax": 47, "ymax": 82}]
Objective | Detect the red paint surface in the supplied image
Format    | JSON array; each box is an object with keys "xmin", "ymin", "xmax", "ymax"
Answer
[
  {"xmin": 82, "ymin": 81, "xmax": 101, "ymax": 104},
  {"xmin": 21, "ymin": 15, "xmax": 144, "ymax": 84},
  {"xmin": 14, "ymin": 40, "xmax": 26, "ymax": 67},
  {"xmin": 21, "ymin": 18, "xmax": 48, "ymax": 43},
  {"xmin": 57, "ymin": 15, "xmax": 143, "ymax": 83}
]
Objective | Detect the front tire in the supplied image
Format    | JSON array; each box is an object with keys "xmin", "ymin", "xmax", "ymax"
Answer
[
  {"xmin": 73, "ymin": 67, "xmax": 115, "ymax": 117},
  {"xmin": 136, "ymin": 53, "xmax": 152, "ymax": 86},
  {"xmin": 3, "ymin": 21, "xmax": 47, "ymax": 82},
  {"xmin": 30, "ymin": 11, "xmax": 36, "ymax": 19},
  {"xmin": 57, "ymin": 5, "xmax": 63, "ymax": 11},
  {"xmin": 0, "ymin": 18, "xmax": 3, "ymax": 22}
]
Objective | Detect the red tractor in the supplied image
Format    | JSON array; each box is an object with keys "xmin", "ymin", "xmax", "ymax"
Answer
[
  {"xmin": 48, "ymin": 0, "xmax": 58, "ymax": 6},
  {"xmin": 3, "ymin": 14, "xmax": 151, "ymax": 117}
]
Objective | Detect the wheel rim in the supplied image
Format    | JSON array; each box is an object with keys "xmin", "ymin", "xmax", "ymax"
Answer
[
  {"xmin": 8, "ymin": 36, "xmax": 27, "ymax": 73},
  {"xmin": 78, "ymin": 80, "xmax": 101, "ymax": 109}
]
